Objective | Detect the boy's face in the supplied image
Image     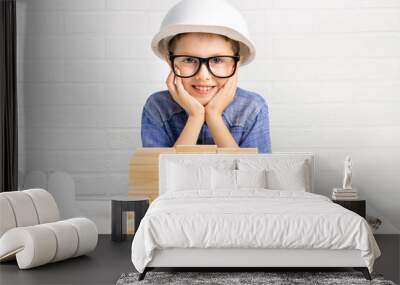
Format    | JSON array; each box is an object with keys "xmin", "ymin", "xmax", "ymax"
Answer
[{"xmin": 170, "ymin": 33, "xmax": 239, "ymax": 106}]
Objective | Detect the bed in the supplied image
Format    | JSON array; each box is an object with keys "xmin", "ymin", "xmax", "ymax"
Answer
[{"xmin": 131, "ymin": 153, "xmax": 381, "ymax": 281}]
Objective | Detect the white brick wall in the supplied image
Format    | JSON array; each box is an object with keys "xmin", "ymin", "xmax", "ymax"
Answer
[{"xmin": 17, "ymin": 0, "xmax": 400, "ymax": 233}]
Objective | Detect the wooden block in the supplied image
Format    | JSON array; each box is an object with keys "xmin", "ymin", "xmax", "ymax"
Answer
[
  {"xmin": 130, "ymin": 158, "xmax": 164, "ymax": 165},
  {"xmin": 128, "ymin": 190, "xmax": 158, "ymax": 202},
  {"xmin": 129, "ymin": 183, "xmax": 158, "ymax": 189},
  {"xmin": 128, "ymin": 190, "xmax": 158, "ymax": 196},
  {"xmin": 130, "ymin": 164, "xmax": 159, "ymax": 173},
  {"xmin": 129, "ymin": 168, "xmax": 158, "ymax": 178},
  {"xmin": 129, "ymin": 173, "xmax": 157, "ymax": 184},
  {"xmin": 175, "ymin": 144, "xmax": 217, "ymax": 153},
  {"xmin": 130, "ymin": 179, "xmax": 158, "ymax": 187},
  {"xmin": 135, "ymin": 147, "xmax": 175, "ymax": 154},
  {"xmin": 129, "ymin": 156, "xmax": 161, "ymax": 165},
  {"xmin": 128, "ymin": 148, "xmax": 170, "ymax": 202},
  {"xmin": 217, "ymin": 147, "xmax": 258, "ymax": 153}
]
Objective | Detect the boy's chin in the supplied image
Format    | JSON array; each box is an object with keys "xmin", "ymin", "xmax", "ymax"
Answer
[
  {"xmin": 188, "ymin": 92, "xmax": 215, "ymax": 106},
  {"xmin": 193, "ymin": 96, "xmax": 213, "ymax": 106}
]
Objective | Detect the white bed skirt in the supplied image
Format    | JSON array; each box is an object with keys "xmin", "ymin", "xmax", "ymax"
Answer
[{"xmin": 148, "ymin": 248, "xmax": 366, "ymax": 268}]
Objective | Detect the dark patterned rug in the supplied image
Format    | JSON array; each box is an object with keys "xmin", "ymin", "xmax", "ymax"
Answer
[{"xmin": 116, "ymin": 271, "xmax": 397, "ymax": 285}]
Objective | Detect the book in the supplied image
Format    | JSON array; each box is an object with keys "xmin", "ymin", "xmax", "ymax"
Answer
[
  {"xmin": 332, "ymin": 193, "xmax": 359, "ymax": 200},
  {"xmin": 332, "ymin": 192, "xmax": 358, "ymax": 197},
  {"xmin": 333, "ymin": 187, "xmax": 357, "ymax": 193},
  {"xmin": 332, "ymin": 187, "xmax": 359, "ymax": 200},
  {"xmin": 333, "ymin": 196, "xmax": 359, "ymax": 200}
]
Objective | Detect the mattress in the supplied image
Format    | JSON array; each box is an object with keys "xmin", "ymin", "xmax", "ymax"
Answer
[{"xmin": 131, "ymin": 189, "xmax": 381, "ymax": 273}]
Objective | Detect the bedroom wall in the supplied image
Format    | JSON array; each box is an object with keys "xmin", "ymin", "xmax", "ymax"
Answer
[{"xmin": 16, "ymin": 0, "xmax": 400, "ymax": 234}]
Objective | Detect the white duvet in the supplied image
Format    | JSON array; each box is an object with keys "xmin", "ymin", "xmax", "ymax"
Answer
[{"xmin": 131, "ymin": 189, "xmax": 381, "ymax": 273}]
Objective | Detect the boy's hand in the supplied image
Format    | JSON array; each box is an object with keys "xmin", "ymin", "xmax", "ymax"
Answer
[
  {"xmin": 166, "ymin": 69, "xmax": 205, "ymax": 119},
  {"xmin": 205, "ymin": 73, "xmax": 238, "ymax": 117}
]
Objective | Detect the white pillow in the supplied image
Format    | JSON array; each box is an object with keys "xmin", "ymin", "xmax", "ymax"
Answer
[
  {"xmin": 237, "ymin": 159, "xmax": 309, "ymax": 191},
  {"xmin": 167, "ymin": 162, "xmax": 212, "ymax": 192},
  {"xmin": 213, "ymin": 159, "xmax": 237, "ymax": 170},
  {"xmin": 236, "ymin": 169, "xmax": 268, "ymax": 189},
  {"xmin": 266, "ymin": 162, "xmax": 307, "ymax": 191},
  {"xmin": 211, "ymin": 168, "xmax": 268, "ymax": 191},
  {"xmin": 212, "ymin": 168, "xmax": 236, "ymax": 191}
]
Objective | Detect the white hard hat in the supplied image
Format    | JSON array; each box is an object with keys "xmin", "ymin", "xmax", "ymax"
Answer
[{"xmin": 151, "ymin": 0, "xmax": 256, "ymax": 66}]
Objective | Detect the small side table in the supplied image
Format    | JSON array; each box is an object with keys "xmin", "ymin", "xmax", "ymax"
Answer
[
  {"xmin": 332, "ymin": 199, "xmax": 366, "ymax": 218},
  {"xmin": 111, "ymin": 196, "xmax": 149, "ymax": 242}
]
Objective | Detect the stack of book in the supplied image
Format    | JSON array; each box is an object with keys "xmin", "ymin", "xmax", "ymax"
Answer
[{"xmin": 332, "ymin": 188, "xmax": 358, "ymax": 200}]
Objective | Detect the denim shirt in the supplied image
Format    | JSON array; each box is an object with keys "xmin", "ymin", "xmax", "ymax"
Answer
[{"xmin": 140, "ymin": 86, "xmax": 272, "ymax": 153}]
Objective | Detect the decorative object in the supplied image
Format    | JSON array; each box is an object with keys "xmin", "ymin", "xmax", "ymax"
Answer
[
  {"xmin": 0, "ymin": 188, "xmax": 98, "ymax": 269},
  {"xmin": 342, "ymin": 155, "xmax": 353, "ymax": 190},
  {"xmin": 116, "ymin": 271, "xmax": 395, "ymax": 285},
  {"xmin": 111, "ymin": 196, "xmax": 149, "ymax": 242},
  {"xmin": 332, "ymin": 155, "xmax": 358, "ymax": 200}
]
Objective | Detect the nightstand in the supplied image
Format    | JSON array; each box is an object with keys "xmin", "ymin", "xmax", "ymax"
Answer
[
  {"xmin": 111, "ymin": 196, "xmax": 149, "ymax": 242},
  {"xmin": 332, "ymin": 199, "xmax": 366, "ymax": 218}
]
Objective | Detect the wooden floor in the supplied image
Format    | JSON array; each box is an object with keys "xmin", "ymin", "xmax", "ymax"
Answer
[{"xmin": 0, "ymin": 234, "xmax": 398, "ymax": 285}]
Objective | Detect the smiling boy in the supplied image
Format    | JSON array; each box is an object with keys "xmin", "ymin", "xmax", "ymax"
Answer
[{"xmin": 141, "ymin": 0, "xmax": 272, "ymax": 153}]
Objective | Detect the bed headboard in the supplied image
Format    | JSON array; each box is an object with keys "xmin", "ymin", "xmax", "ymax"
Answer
[{"xmin": 159, "ymin": 152, "xmax": 315, "ymax": 195}]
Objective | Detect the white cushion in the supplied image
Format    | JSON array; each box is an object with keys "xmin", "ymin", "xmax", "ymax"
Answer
[
  {"xmin": 236, "ymin": 169, "xmax": 268, "ymax": 189},
  {"xmin": 167, "ymin": 162, "xmax": 212, "ymax": 191},
  {"xmin": 213, "ymin": 159, "xmax": 237, "ymax": 170},
  {"xmin": 267, "ymin": 164, "xmax": 307, "ymax": 191},
  {"xmin": 237, "ymin": 159, "xmax": 310, "ymax": 191},
  {"xmin": 211, "ymin": 168, "xmax": 268, "ymax": 192},
  {"xmin": 212, "ymin": 168, "xmax": 237, "ymax": 191}
]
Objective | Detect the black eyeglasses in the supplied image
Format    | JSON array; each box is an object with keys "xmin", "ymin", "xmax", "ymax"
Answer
[{"xmin": 169, "ymin": 51, "xmax": 240, "ymax": 79}]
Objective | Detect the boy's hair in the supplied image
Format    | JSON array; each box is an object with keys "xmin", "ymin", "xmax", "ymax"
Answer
[{"xmin": 168, "ymin": 33, "xmax": 240, "ymax": 55}]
